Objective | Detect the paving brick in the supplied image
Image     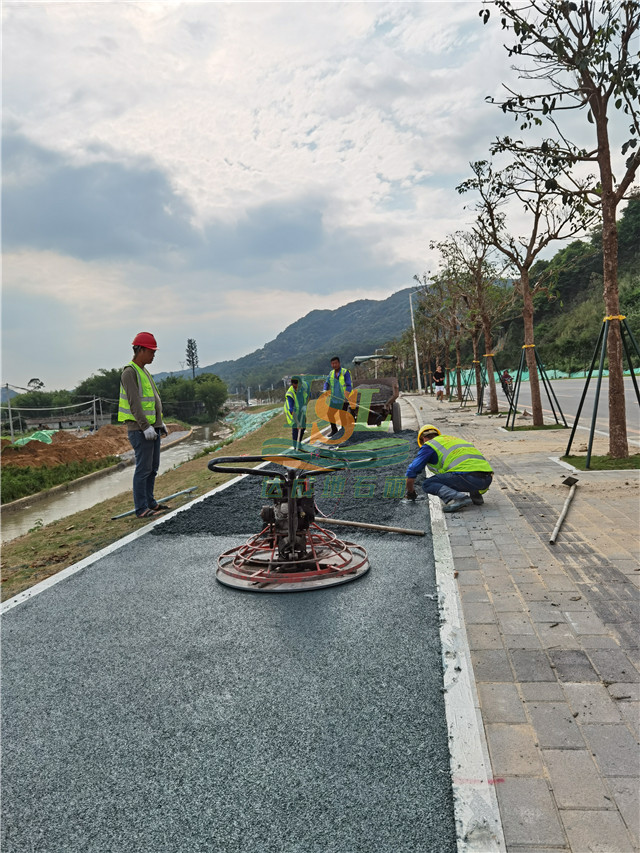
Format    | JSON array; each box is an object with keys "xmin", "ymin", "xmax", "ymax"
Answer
[
  {"xmin": 536, "ymin": 623, "xmax": 581, "ymax": 650},
  {"xmin": 459, "ymin": 585, "xmax": 490, "ymax": 603},
  {"xmin": 504, "ymin": 633, "xmax": 543, "ymax": 650},
  {"xmin": 520, "ymin": 682, "xmax": 565, "ymax": 702},
  {"xmin": 548, "ymin": 650, "xmax": 599, "ymax": 682},
  {"xmin": 492, "ymin": 593, "xmax": 526, "ymax": 612},
  {"xmin": 561, "ymin": 809, "xmax": 635, "ymax": 853},
  {"xmin": 470, "ymin": 649, "xmax": 513, "ymax": 682},
  {"xmin": 496, "ymin": 777, "xmax": 566, "ymax": 847},
  {"xmin": 478, "ymin": 683, "xmax": 527, "ymax": 723},
  {"xmin": 465, "ymin": 624, "xmax": 504, "ymax": 650},
  {"xmin": 528, "ymin": 602, "xmax": 566, "ymax": 623},
  {"xmin": 510, "ymin": 649, "xmax": 557, "ymax": 682},
  {"xmin": 462, "ymin": 602, "xmax": 496, "ymax": 624},
  {"xmin": 519, "ymin": 583, "xmax": 555, "ymax": 601},
  {"xmin": 562, "ymin": 683, "xmax": 623, "ymax": 723},
  {"xmin": 544, "ymin": 573, "xmax": 579, "ymax": 591},
  {"xmin": 616, "ymin": 701, "xmax": 640, "ymax": 738},
  {"xmin": 579, "ymin": 634, "xmax": 624, "ymax": 649},
  {"xmin": 563, "ymin": 610, "xmax": 611, "ymax": 635},
  {"xmin": 528, "ymin": 702, "xmax": 586, "ymax": 749},
  {"xmin": 486, "ymin": 723, "xmax": 543, "ymax": 774},
  {"xmin": 543, "ymin": 749, "xmax": 613, "ymax": 809},
  {"xmin": 588, "ymin": 649, "xmax": 640, "ymax": 683},
  {"xmin": 498, "ymin": 613, "xmax": 536, "ymax": 635},
  {"xmin": 606, "ymin": 777, "xmax": 640, "ymax": 847},
  {"xmin": 581, "ymin": 724, "xmax": 640, "ymax": 777},
  {"xmin": 608, "ymin": 683, "xmax": 640, "ymax": 701}
]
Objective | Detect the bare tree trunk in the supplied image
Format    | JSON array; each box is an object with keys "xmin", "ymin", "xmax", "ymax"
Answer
[
  {"xmin": 455, "ymin": 334, "xmax": 463, "ymax": 401},
  {"xmin": 471, "ymin": 329, "xmax": 482, "ymax": 404},
  {"xmin": 481, "ymin": 316, "xmax": 499, "ymax": 413},
  {"xmin": 602, "ymin": 190, "xmax": 628, "ymax": 457},
  {"xmin": 521, "ymin": 271, "xmax": 544, "ymax": 426}
]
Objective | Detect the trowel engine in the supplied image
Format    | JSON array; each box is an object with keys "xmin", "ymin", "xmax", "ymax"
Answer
[{"xmin": 259, "ymin": 476, "xmax": 315, "ymax": 563}]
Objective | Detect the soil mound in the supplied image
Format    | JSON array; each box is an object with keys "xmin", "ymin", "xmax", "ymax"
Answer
[{"xmin": 1, "ymin": 424, "xmax": 182, "ymax": 469}]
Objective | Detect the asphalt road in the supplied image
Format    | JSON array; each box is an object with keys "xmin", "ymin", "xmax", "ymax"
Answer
[
  {"xmin": 496, "ymin": 376, "xmax": 640, "ymax": 442},
  {"xmin": 2, "ymin": 438, "xmax": 457, "ymax": 853}
]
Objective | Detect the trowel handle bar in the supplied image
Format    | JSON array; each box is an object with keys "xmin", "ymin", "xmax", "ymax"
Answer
[
  {"xmin": 207, "ymin": 455, "xmax": 345, "ymax": 479},
  {"xmin": 208, "ymin": 456, "xmax": 286, "ymax": 479}
]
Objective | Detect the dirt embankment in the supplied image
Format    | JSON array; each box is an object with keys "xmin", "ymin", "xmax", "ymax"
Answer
[{"xmin": 1, "ymin": 424, "xmax": 183, "ymax": 469}]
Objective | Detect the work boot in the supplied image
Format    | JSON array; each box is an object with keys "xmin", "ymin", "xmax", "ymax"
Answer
[
  {"xmin": 470, "ymin": 492, "xmax": 484, "ymax": 505},
  {"xmin": 442, "ymin": 496, "xmax": 473, "ymax": 513}
]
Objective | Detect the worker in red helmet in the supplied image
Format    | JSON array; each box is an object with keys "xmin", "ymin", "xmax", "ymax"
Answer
[
  {"xmin": 405, "ymin": 424, "xmax": 493, "ymax": 513},
  {"xmin": 118, "ymin": 332, "xmax": 169, "ymax": 518}
]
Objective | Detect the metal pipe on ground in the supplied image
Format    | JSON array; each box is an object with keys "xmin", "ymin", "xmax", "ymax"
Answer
[
  {"xmin": 549, "ymin": 476, "xmax": 578, "ymax": 544},
  {"xmin": 318, "ymin": 517, "xmax": 425, "ymax": 536},
  {"xmin": 111, "ymin": 487, "xmax": 198, "ymax": 520}
]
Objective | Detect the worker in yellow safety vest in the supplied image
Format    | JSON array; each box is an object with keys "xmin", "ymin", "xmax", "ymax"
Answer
[
  {"xmin": 284, "ymin": 375, "xmax": 311, "ymax": 449},
  {"xmin": 118, "ymin": 331, "xmax": 169, "ymax": 519},
  {"xmin": 323, "ymin": 356, "xmax": 355, "ymax": 437},
  {"xmin": 405, "ymin": 424, "xmax": 493, "ymax": 513}
]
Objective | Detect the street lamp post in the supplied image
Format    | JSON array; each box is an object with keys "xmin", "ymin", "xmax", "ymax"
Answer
[{"xmin": 409, "ymin": 292, "xmax": 423, "ymax": 393}]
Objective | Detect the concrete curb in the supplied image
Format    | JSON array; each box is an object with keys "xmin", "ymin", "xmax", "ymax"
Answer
[{"xmin": 402, "ymin": 393, "xmax": 506, "ymax": 852}]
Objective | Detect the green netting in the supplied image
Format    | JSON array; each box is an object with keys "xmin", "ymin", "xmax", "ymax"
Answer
[
  {"xmin": 225, "ymin": 408, "xmax": 281, "ymax": 439},
  {"xmin": 261, "ymin": 436, "xmax": 411, "ymax": 471},
  {"xmin": 12, "ymin": 429, "xmax": 58, "ymax": 446}
]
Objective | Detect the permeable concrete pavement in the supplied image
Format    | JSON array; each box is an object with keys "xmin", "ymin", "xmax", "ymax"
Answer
[
  {"xmin": 2, "ymin": 515, "xmax": 458, "ymax": 851},
  {"xmin": 403, "ymin": 393, "xmax": 640, "ymax": 853}
]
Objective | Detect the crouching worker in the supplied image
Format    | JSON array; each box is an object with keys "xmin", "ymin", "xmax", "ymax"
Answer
[
  {"xmin": 405, "ymin": 424, "xmax": 493, "ymax": 513},
  {"xmin": 284, "ymin": 375, "xmax": 310, "ymax": 449}
]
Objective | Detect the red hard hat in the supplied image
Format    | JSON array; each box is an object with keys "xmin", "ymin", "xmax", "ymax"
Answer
[{"xmin": 132, "ymin": 332, "xmax": 158, "ymax": 350}]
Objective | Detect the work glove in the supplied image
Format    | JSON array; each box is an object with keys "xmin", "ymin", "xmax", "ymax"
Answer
[
  {"xmin": 406, "ymin": 490, "xmax": 418, "ymax": 502},
  {"xmin": 143, "ymin": 426, "xmax": 157, "ymax": 440},
  {"xmin": 159, "ymin": 421, "xmax": 169, "ymax": 436}
]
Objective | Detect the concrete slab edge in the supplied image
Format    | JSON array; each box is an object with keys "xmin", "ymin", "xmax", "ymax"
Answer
[
  {"xmin": 1, "ymin": 464, "xmax": 269, "ymax": 614},
  {"xmin": 430, "ymin": 496, "xmax": 507, "ymax": 853}
]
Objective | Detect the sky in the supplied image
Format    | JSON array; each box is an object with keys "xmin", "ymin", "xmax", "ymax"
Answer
[{"xmin": 1, "ymin": 1, "xmax": 626, "ymax": 391}]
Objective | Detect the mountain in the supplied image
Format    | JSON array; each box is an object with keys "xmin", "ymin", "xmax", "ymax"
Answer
[
  {"xmin": 1, "ymin": 387, "xmax": 19, "ymax": 403},
  {"xmin": 156, "ymin": 287, "xmax": 414, "ymax": 388}
]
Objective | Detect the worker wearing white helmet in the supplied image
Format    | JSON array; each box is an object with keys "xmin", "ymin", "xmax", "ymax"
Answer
[{"xmin": 405, "ymin": 424, "xmax": 493, "ymax": 513}]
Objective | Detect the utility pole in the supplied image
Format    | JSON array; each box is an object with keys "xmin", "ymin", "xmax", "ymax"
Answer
[
  {"xmin": 409, "ymin": 292, "xmax": 423, "ymax": 393},
  {"xmin": 6, "ymin": 384, "xmax": 14, "ymax": 442}
]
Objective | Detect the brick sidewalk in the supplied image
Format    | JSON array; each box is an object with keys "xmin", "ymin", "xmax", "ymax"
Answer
[{"xmin": 403, "ymin": 394, "xmax": 640, "ymax": 853}]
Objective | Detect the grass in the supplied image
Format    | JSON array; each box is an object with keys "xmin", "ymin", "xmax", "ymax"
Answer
[
  {"xmin": 1, "ymin": 457, "xmax": 121, "ymax": 504},
  {"xmin": 0, "ymin": 413, "xmax": 290, "ymax": 602},
  {"xmin": 561, "ymin": 453, "xmax": 640, "ymax": 471}
]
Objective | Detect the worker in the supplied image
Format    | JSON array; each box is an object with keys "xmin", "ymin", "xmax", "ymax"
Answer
[
  {"xmin": 405, "ymin": 424, "xmax": 493, "ymax": 512},
  {"xmin": 323, "ymin": 356, "xmax": 355, "ymax": 437},
  {"xmin": 118, "ymin": 332, "xmax": 169, "ymax": 519},
  {"xmin": 284, "ymin": 375, "xmax": 310, "ymax": 449}
]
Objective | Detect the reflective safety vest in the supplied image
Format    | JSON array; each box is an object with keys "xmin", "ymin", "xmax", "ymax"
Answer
[
  {"xmin": 326, "ymin": 368, "xmax": 349, "ymax": 404},
  {"xmin": 118, "ymin": 361, "xmax": 161, "ymax": 424},
  {"xmin": 426, "ymin": 435, "xmax": 493, "ymax": 475},
  {"xmin": 284, "ymin": 382, "xmax": 309, "ymax": 426}
]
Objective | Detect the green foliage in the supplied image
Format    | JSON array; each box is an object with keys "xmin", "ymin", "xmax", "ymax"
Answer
[
  {"xmin": 194, "ymin": 373, "xmax": 227, "ymax": 420},
  {"xmin": 73, "ymin": 368, "xmax": 123, "ymax": 403},
  {"xmin": 2, "ymin": 457, "xmax": 120, "ymax": 504}
]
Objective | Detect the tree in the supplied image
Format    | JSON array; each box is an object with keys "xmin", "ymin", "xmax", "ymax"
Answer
[
  {"xmin": 431, "ymin": 232, "xmax": 516, "ymax": 413},
  {"xmin": 194, "ymin": 373, "xmax": 228, "ymax": 420},
  {"xmin": 481, "ymin": 0, "xmax": 640, "ymax": 455},
  {"xmin": 186, "ymin": 339, "xmax": 199, "ymax": 380},
  {"xmin": 457, "ymin": 157, "xmax": 595, "ymax": 424},
  {"xmin": 74, "ymin": 368, "xmax": 122, "ymax": 404},
  {"xmin": 27, "ymin": 378, "xmax": 44, "ymax": 391}
]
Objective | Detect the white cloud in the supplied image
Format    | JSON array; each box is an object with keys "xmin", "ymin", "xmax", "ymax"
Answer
[{"xmin": 2, "ymin": 1, "xmax": 624, "ymax": 389}]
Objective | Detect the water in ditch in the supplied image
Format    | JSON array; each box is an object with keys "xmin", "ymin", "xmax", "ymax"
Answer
[{"xmin": 1, "ymin": 426, "xmax": 228, "ymax": 543}]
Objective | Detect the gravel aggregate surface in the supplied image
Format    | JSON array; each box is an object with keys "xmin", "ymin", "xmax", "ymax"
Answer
[
  {"xmin": 2, "ymin": 425, "xmax": 457, "ymax": 853},
  {"xmin": 154, "ymin": 429, "xmax": 418, "ymax": 538}
]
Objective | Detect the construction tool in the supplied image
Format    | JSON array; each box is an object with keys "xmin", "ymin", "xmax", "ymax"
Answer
[
  {"xmin": 549, "ymin": 476, "xmax": 578, "ymax": 544},
  {"xmin": 319, "ymin": 517, "xmax": 424, "ymax": 537}
]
